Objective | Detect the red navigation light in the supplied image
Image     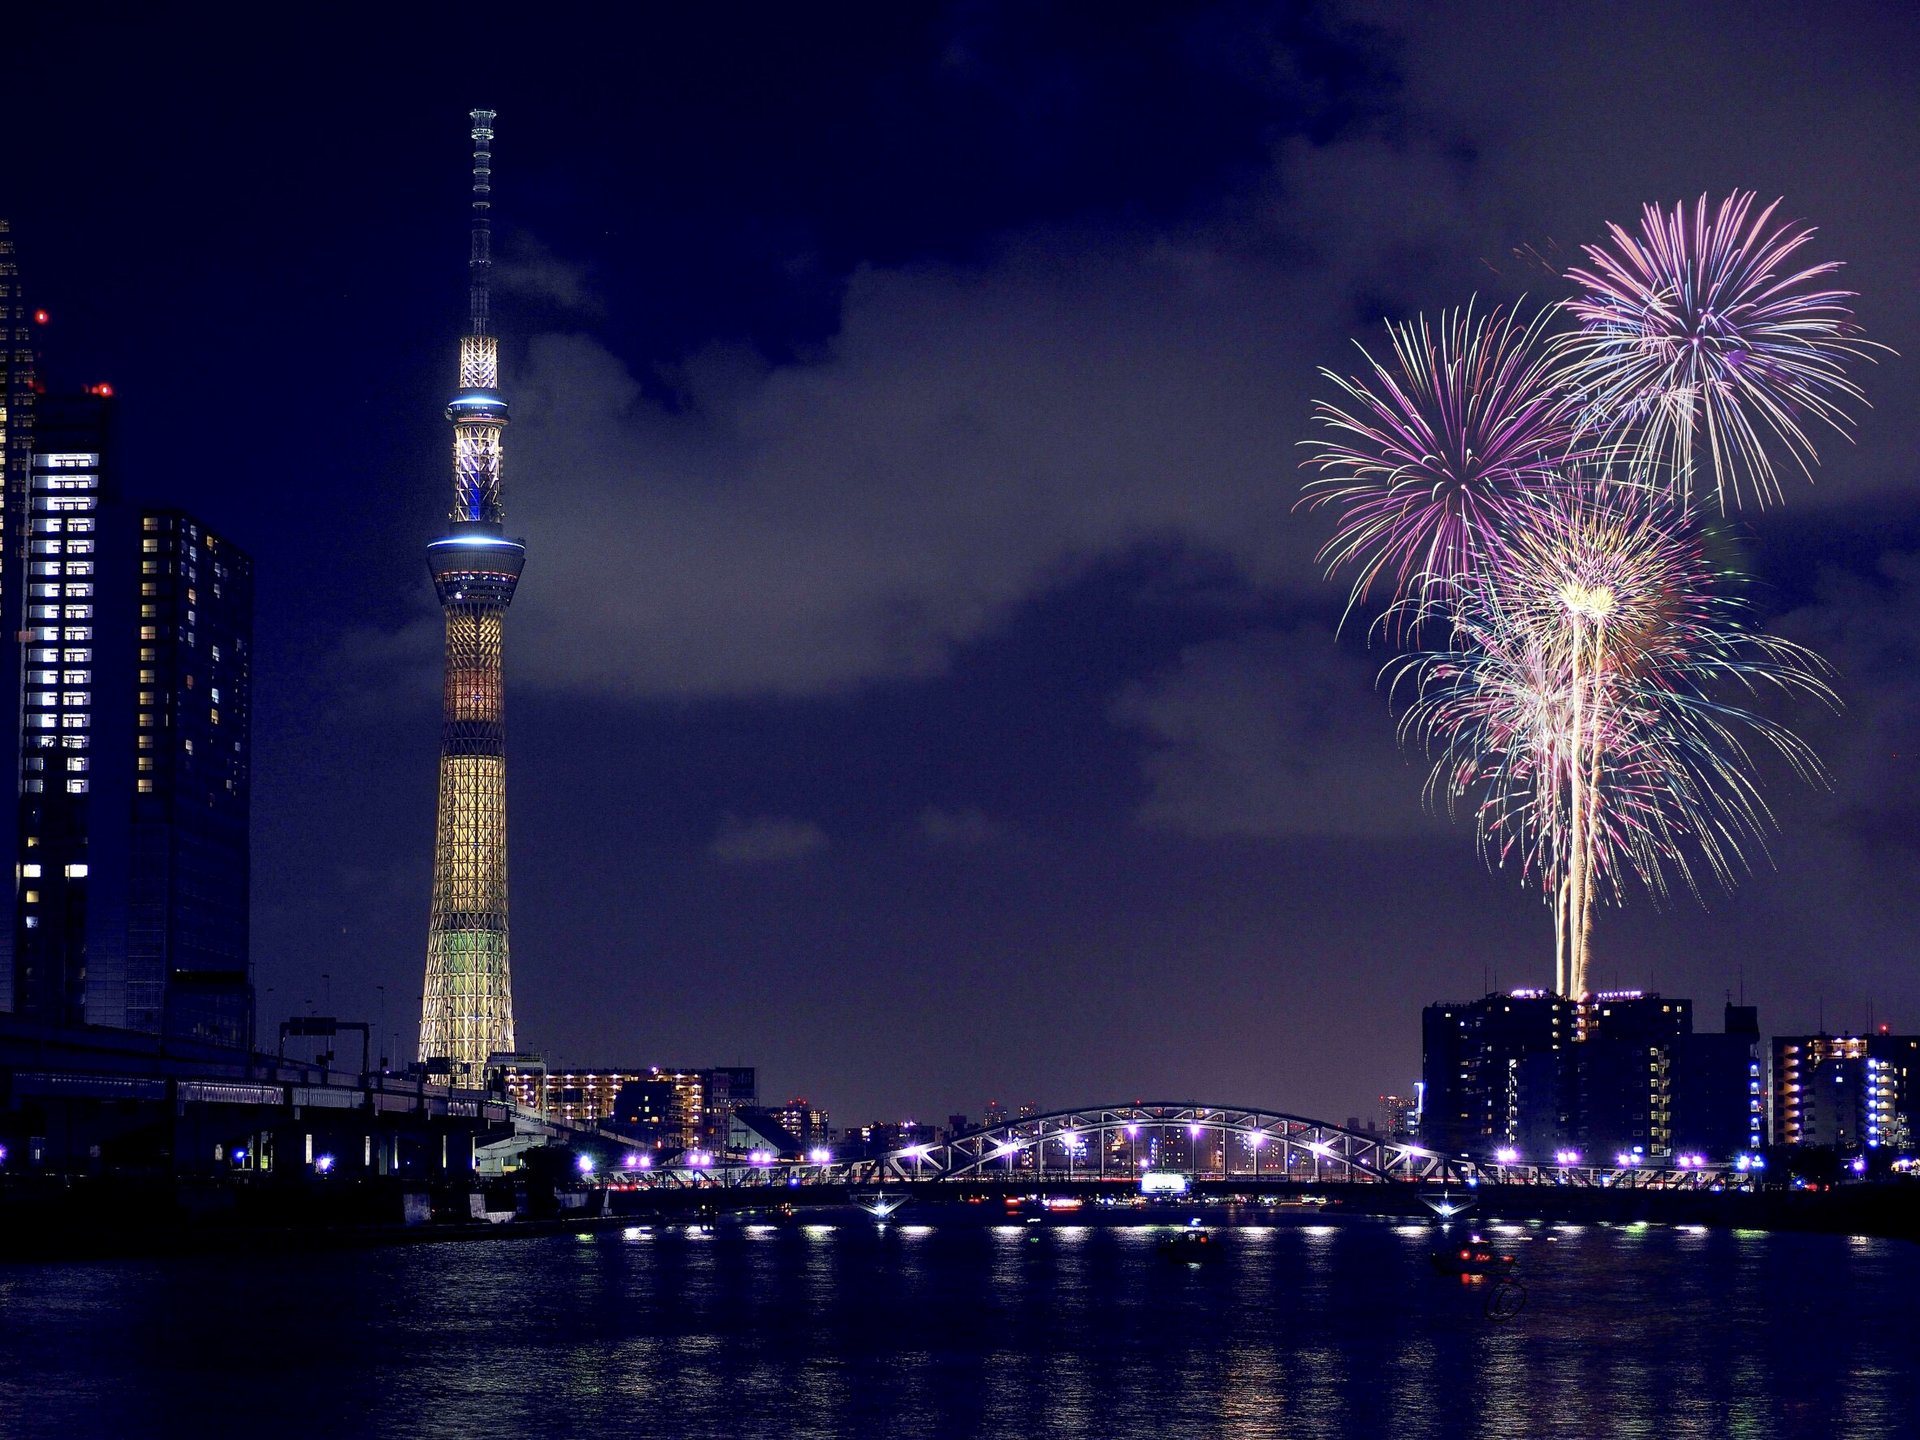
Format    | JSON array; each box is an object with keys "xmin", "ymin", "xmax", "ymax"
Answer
[
  {"xmin": 87, "ymin": 383, "xmax": 114, "ymax": 397},
  {"xmin": 33, "ymin": 310, "xmax": 49, "ymax": 325}
]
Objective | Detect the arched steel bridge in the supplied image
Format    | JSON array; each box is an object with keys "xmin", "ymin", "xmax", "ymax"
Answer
[{"xmin": 616, "ymin": 1102, "xmax": 1746, "ymax": 1192}]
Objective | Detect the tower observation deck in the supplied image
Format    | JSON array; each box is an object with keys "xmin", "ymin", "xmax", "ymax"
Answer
[{"xmin": 418, "ymin": 109, "xmax": 525, "ymax": 1076}]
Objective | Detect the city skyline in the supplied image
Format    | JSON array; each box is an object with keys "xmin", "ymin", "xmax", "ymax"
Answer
[{"xmin": 9, "ymin": 2, "xmax": 1918, "ymax": 1124}]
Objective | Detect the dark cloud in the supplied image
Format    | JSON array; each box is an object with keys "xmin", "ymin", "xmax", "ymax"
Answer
[{"xmin": 1114, "ymin": 626, "xmax": 1439, "ymax": 839}]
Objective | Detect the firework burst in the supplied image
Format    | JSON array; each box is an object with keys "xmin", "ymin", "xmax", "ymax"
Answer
[
  {"xmin": 1558, "ymin": 191, "xmax": 1881, "ymax": 511},
  {"xmin": 1299, "ymin": 301, "xmax": 1572, "ymax": 623},
  {"xmin": 1388, "ymin": 479, "xmax": 1833, "ymax": 996}
]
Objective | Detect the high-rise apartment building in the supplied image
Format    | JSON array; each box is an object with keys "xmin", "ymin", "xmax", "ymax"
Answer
[
  {"xmin": 1770, "ymin": 1032, "xmax": 1920, "ymax": 1151},
  {"xmin": 0, "ymin": 220, "xmax": 38, "ymax": 1003},
  {"xmin": 10, "ymin": 390, "xmax": 116, "ymax": 1026},
  {"xmin": 127, "ymin": 510, "xmax": 253, "ymax": 1046},
  {"xmin": 2, "ymin": 382, "xmax": 253, "ymax": 1040},
  {"xmin": 1421, "ymin": 990, "xmax": 1573, "ymax": 1156},
  {"xmin": 1422, "ymin": 989, "xmax": 1757, "ymax": 1163}
]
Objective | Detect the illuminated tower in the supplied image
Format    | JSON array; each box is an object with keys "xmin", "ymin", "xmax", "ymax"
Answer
[{"xmin": 418, "ymin": 110, "xmax": 525, "ymax": 1075}]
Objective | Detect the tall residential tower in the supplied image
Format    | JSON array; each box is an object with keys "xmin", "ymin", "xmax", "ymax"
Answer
[{"xmin": 417, "ymin": 110, "xmax": 525, "ymax": 1075}]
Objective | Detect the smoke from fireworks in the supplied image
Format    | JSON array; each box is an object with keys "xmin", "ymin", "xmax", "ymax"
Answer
[{"xmin": 1558, "ymin": 191, "xmax": 1880, "ymax": 511}]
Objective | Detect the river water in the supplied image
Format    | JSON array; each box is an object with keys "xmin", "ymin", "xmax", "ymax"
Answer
[{"xmin": 0, "ymin": 1212, "xmax": 1911, "ymax": 1438}]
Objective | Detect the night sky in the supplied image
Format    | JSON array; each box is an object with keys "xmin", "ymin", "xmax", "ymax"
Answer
[{"xmin": 12, "ymin": 2, "xmax": 1918, "ymax": 1127}]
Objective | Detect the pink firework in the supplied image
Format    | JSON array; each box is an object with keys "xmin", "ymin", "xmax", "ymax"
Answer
[
  {"xmin": 1559, "ymin": 192, "xmax": 1881, "ymax": 511},
  {"xmin": 1299, "ymin": 302, "xmax": 1573, "ymax": 621}
]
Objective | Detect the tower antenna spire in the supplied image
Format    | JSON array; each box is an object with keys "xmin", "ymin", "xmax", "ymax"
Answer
[{"xmin": 468, "ymin": 109, "xmax": 495, "ymax": 337}]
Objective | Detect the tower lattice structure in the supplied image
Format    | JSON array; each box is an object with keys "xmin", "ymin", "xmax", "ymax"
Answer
[{"xmin": 418, "ymin": 110, "xmax": 526, "ymax": 1075}]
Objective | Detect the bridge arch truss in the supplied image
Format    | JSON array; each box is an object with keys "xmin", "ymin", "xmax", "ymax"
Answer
[{"xmin": 871, "ymin": 1103, "xmax": 1470, "ymax": 1185}]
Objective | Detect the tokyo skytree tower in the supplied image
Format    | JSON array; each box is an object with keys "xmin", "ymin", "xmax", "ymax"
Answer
[{"xmin": 418, "ymin": 109, "xmax": 526, "ymax": 1075}]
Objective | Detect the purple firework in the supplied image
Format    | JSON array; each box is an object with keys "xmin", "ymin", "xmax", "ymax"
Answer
[
  {"xmin": 1300, "ymin": 302, "xmax": 1572, "ymax": 622},
  {"xmin": 1558, "ymin": 191, "xmax": 1881, "ymax": 511}
]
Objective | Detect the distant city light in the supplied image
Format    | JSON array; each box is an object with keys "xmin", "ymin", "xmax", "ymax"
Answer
[
  {"xmin": 577, "ymin": 1154, "xmax": 595, "ymax": 1175},
  {"xmin": 808, "ymin": 1147, "xmax": 832, "ymax": 1164},
  {"xmin": 1494, "ymin": 1147, "xmax": 1519, "ymax": 1164},
  {"xmin": 315, "ymin": 1154, "xmax": 336, "ymax": 1174}
]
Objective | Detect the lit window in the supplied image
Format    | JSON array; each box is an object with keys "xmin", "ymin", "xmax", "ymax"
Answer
[
  {"xmin": 65, "ymin": 779, "xmax": 87, "ymax": 795},
  {"xmin": 138, "ymin": 714, "xmax": 154, "ymax": 728},
  {"xmin": 141, "ymin": 583, "xmax": 159, "ymax": 597},
  {"xmin": 137, "ymin": 779, "xmax": 154, "ymax": 793},
  {"xmin": 211, "ymin": 688, "xmax": 220, "ymax": 704},
  {"xmin": 23, "ymin": 891, "xmax": 38, "ymax": 904},
  {"xmin": 64, "ymin": 864, "xmax": 86, "ymax": 878},
  {"xmin": 143, "ymin": 516, "xmax": 160, "ymax": 530},
  {"xmin": 210, "ymin": 708, "xmax": 220, "ymax": 725},
  {"xmin": 140, "ymin": 627, "xmax": 158, "ymax": 640},
  {"xmin": 137, "ymin": 757, "xmax": 154, "ymax": 772},
  {"xmin": 22, "ymin": 864, "xmax": 41, "ymax": 878},
  {"xmin": 142, "ymin": 539, "xmax": 160, "ymax": 552}
]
